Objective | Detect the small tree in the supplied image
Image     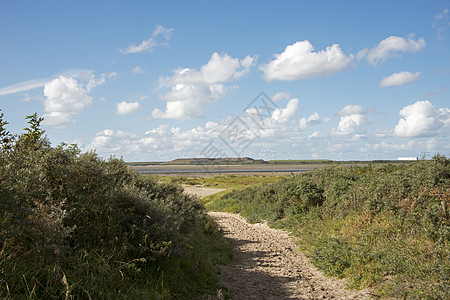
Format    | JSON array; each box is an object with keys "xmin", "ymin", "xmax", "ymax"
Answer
[{"xmin": 0, "ymin": 110, "xmax": 13, "ymax": 151}]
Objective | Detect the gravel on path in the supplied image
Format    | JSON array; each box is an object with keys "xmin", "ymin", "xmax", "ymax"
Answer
[{"xmin": 209, "ymin": 212, "xmax": 373, "ymax": 300}]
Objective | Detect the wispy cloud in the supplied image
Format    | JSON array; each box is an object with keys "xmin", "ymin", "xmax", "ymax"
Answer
[
  {"xmin": 434, "ymin": 8, "xmax": 449, "ymax": 20},
  {"xmin": 0, "ymin": 78, "xmax": 50, "ymax": 96},
  {"xmin": 131, "ymin": 66, "xmax": 146, "ymax": 75},
  {"xmin": 271, "ymin": 92, "xmax": 291, "ymax": 102},
  {"xmin": 415, "ymin": 84, "xmax": 446, "ymax": 99},
  {"xmin": 433, "ymin": 8, "xmax": 450, "ymax": 40},
  {"xmin": 120, "ymin": 25, "xmax": 174, "ymax": 54}
]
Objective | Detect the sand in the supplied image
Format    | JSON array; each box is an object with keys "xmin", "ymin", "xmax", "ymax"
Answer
[
  {"xmin": 210, "ymin": 212, "xmax": 373, "ymax": 299},
  {"xmin": 184, "ymin": 186, "xmax": 374, "ymax": 299}
]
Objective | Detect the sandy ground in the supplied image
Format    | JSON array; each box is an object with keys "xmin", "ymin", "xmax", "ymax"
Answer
[
  {"xmin": 184, "ymin": 186, "xmax": 374, "ymax": 299},
  {"xmin": 183, "ymin": 185, "xmax": 226, "ymax": 198},
  {"xmin": 210, "ymin": 212, "xmax": 373, "ymax": 300}
]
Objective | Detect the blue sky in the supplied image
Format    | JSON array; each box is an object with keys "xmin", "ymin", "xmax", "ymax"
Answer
[{"xmin": 1, "ymin": 0, "xmax": 449, "ymax": 161}]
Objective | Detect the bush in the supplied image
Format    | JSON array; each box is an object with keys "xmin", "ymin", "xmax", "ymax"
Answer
[
  {"xmin": 0, "ymin": 112, "xmax": 230, "ymax": 298},
  {"xmin": 209, "ymin": 157, "xmax": 450, "ymax": 299}
]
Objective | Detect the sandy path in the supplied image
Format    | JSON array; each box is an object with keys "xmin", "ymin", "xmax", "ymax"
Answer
[
  {"xmin": 183, "ymin": 185, "xmax": 226, "ymax": 198},
  {"xmin": 183, "ymin": 186, "xmax": 373, "ymax": 299},
  {"xmin": 209, "ymin": 212, "xmax": 373, "ymax": 300}
]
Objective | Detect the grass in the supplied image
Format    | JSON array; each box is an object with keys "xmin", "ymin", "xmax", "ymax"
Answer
[
  {"xmin": 203, "ymin": 159, "xmax": 450, "ymax": 299},
  {"xmin": 268, "ymin": 159, "xmax": 333, "ymax": 164},
  {"xmin": 148, "ymin": 174, "xmax": 286, "ymax": 189}
]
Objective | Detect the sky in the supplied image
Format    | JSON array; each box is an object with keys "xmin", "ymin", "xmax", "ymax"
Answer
[{"xmin": 1, "ymin": 0, "xmax": 449, "ymax": 162}]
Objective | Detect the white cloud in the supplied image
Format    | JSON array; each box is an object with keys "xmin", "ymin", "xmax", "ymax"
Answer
[
  {"xmin": 433, "ymin": 9, "xmax": 450, "ymax": 40},
  {"xmin": 42, "ymin": 71, "xmax": 115, "ymax": 127},
  {"xmin": 41, "ymin": 111, "xmax": 74, "ymax": 127},
  {"xmin": 330, "ymin": 105, "xmax": 371, "ymax": 137},
  {"xmin": 269, "ymin": 98, "xmax": 299, "ymax": 124},
  {"xmin": 85, "ymin": 99, "xmax": 301, "ymax": 160},
  {"xmin": 241, "ymin": 98, "xmax": 299, "ymax": 138},
  {"xmin": 394, "ymin": 100, "xmax": 450, "ymax": 137},
  {"xmin": 271, "ymin": 92, "xmax": 291, "ymax": 102},
  {"xmin": 116, "ymin": 101, "xmax": 141, "ymax": 115},
  {"xmin": 152, "ymin": 52, "xmax": 256, "ymax": 119},
  {"xmin": 120, "ymin": 25, "xmax": 174, "ymax": 54},
  {"xmin": 42, "ymin": 76, "xmax": 92, "ymax": 127},
  {"xmin": 355, "ymin": 48, "xmax": 368, "ymax": 62},
  {"xmin": 261, "ymin": 40, "xmax": 353, "ymax": 81},
  {"xmin": 308, "ymin": 131, "xmax": 326, "ymax": 139},
  {"xmin": 378, "ymin": 71, "xmax": 421, "ymax": 87},
  {"xmin": 85, "ymin": 123, "xmax": 215, "ymax": 159},
  {"xmin": 373, "ymin": 140, "xmax": 415, "ymax": 152},
  {"xmin": 0, "ymin": 78, "xmax": 50, "ymax": 96},
  {"xmin": 434, "ymin": 8, "xmax": 449, "ymax": 20},
  {"xmin": 131, "ymin": 66, "xmax": 146, "ymax": 75},
  {"xmin": 299, "ymin": 112, "xmax": 324, "ymax": 129},
  {"xmin": 88, "ymin": 129, "xmax": 140, "ymax": 153},
  {"xmin": 360, "ymin": 35, "xmax": 426, "ymax": 66}
]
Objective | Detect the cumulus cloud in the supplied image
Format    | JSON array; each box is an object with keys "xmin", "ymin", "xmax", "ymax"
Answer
[
  {"xmin": 42, "ymin": 76, "xmax": 92, "ymax": 127},
  {"xmin": 261, "ymin": 40, "xmax": 353, "ymax": 81},
  {"xmin": 152, "ymin": 52, "xmax": 257, "ymax": 119},
  {"xmin": 359, "ymin": 35, "xmax": 426, "ymax": 66},
  {"xmin": 120, "ymin": 25, "xmax": 174, "ymax": 54},
  {"xmin": 330, "ymin": 105, "xmax": 372, "ymax": 137},
  {"xmin": 116, "ymin": 101, "xmax": 141, "ymax": 115},
  {"xmin": 42, "ymin": 71, "xmax": 116, "ymax": 127},
  {"xmin": 378, "ymin": 71, "xmax": 421, "ymax": 87},
  {"xmin": 85, "ymin": 123, "xmax": 215, "ymax": 160},
  {"xmin": 268, "ymin": 98, "xmax": 299, "ymax": 124},
  {"xmin": 85, "ymin": 99, "xmax": 301, "ymax": 160},
  {"xmin": 299, "ymin": 112, "xmax": 325, "ymax": 129},
  {"xmin": 394, "ymin": 100, "xmax": 450, "ymax": 137},
  {"xmin": 242, "ymin": 98, "xmax": 299, "ymax": 138}
]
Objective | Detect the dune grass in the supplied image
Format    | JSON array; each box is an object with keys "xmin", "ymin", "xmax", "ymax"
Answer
[{"xmin": 205, "ymin": 159, "xmax": 449, "ymax": 299}]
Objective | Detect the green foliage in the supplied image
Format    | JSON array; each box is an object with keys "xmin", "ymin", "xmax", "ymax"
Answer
[
  {"xmin": 153, "ymin": 174, "xmax": 284, "ymax": 189},
  {"xmin": 0, "ymin": 113, "xmax": 231, "ymax": 299},
  {"xmin": 209, "ymin": 159, "xmax": 450, "ymax": 299}
]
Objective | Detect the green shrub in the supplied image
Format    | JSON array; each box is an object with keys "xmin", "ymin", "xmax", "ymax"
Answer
[
  {"xmin": 208, "ymin": 156, "xmax": 450, "ymax": 299},
  {"xmin": 0, "ymin": 112, "xmax": 230, "ymax": 299}
]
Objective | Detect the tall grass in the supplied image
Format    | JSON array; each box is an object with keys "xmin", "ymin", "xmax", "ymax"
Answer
[
  {"xmin": 207, "ymin": 158, "xmax": 449, "ymax": 299},
  {"xmin": 0, "ymin": 112, "xmax": 232, "ymax": 299}
]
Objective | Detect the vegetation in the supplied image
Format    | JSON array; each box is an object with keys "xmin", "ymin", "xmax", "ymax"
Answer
[
  {"xmin": 0, "ymin": 111, "xmax": 232, "ymax": 299},
  {"xmin": 152, "ymin": 174, "xmax": 284, "ymax": 189},
  {"xmin": 268, "ymin": 159, "xmax": 333, "ymax": 164},
  {"xmin": 207, "ymin": 159, "xmax": 449, "ymax": 299}
]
